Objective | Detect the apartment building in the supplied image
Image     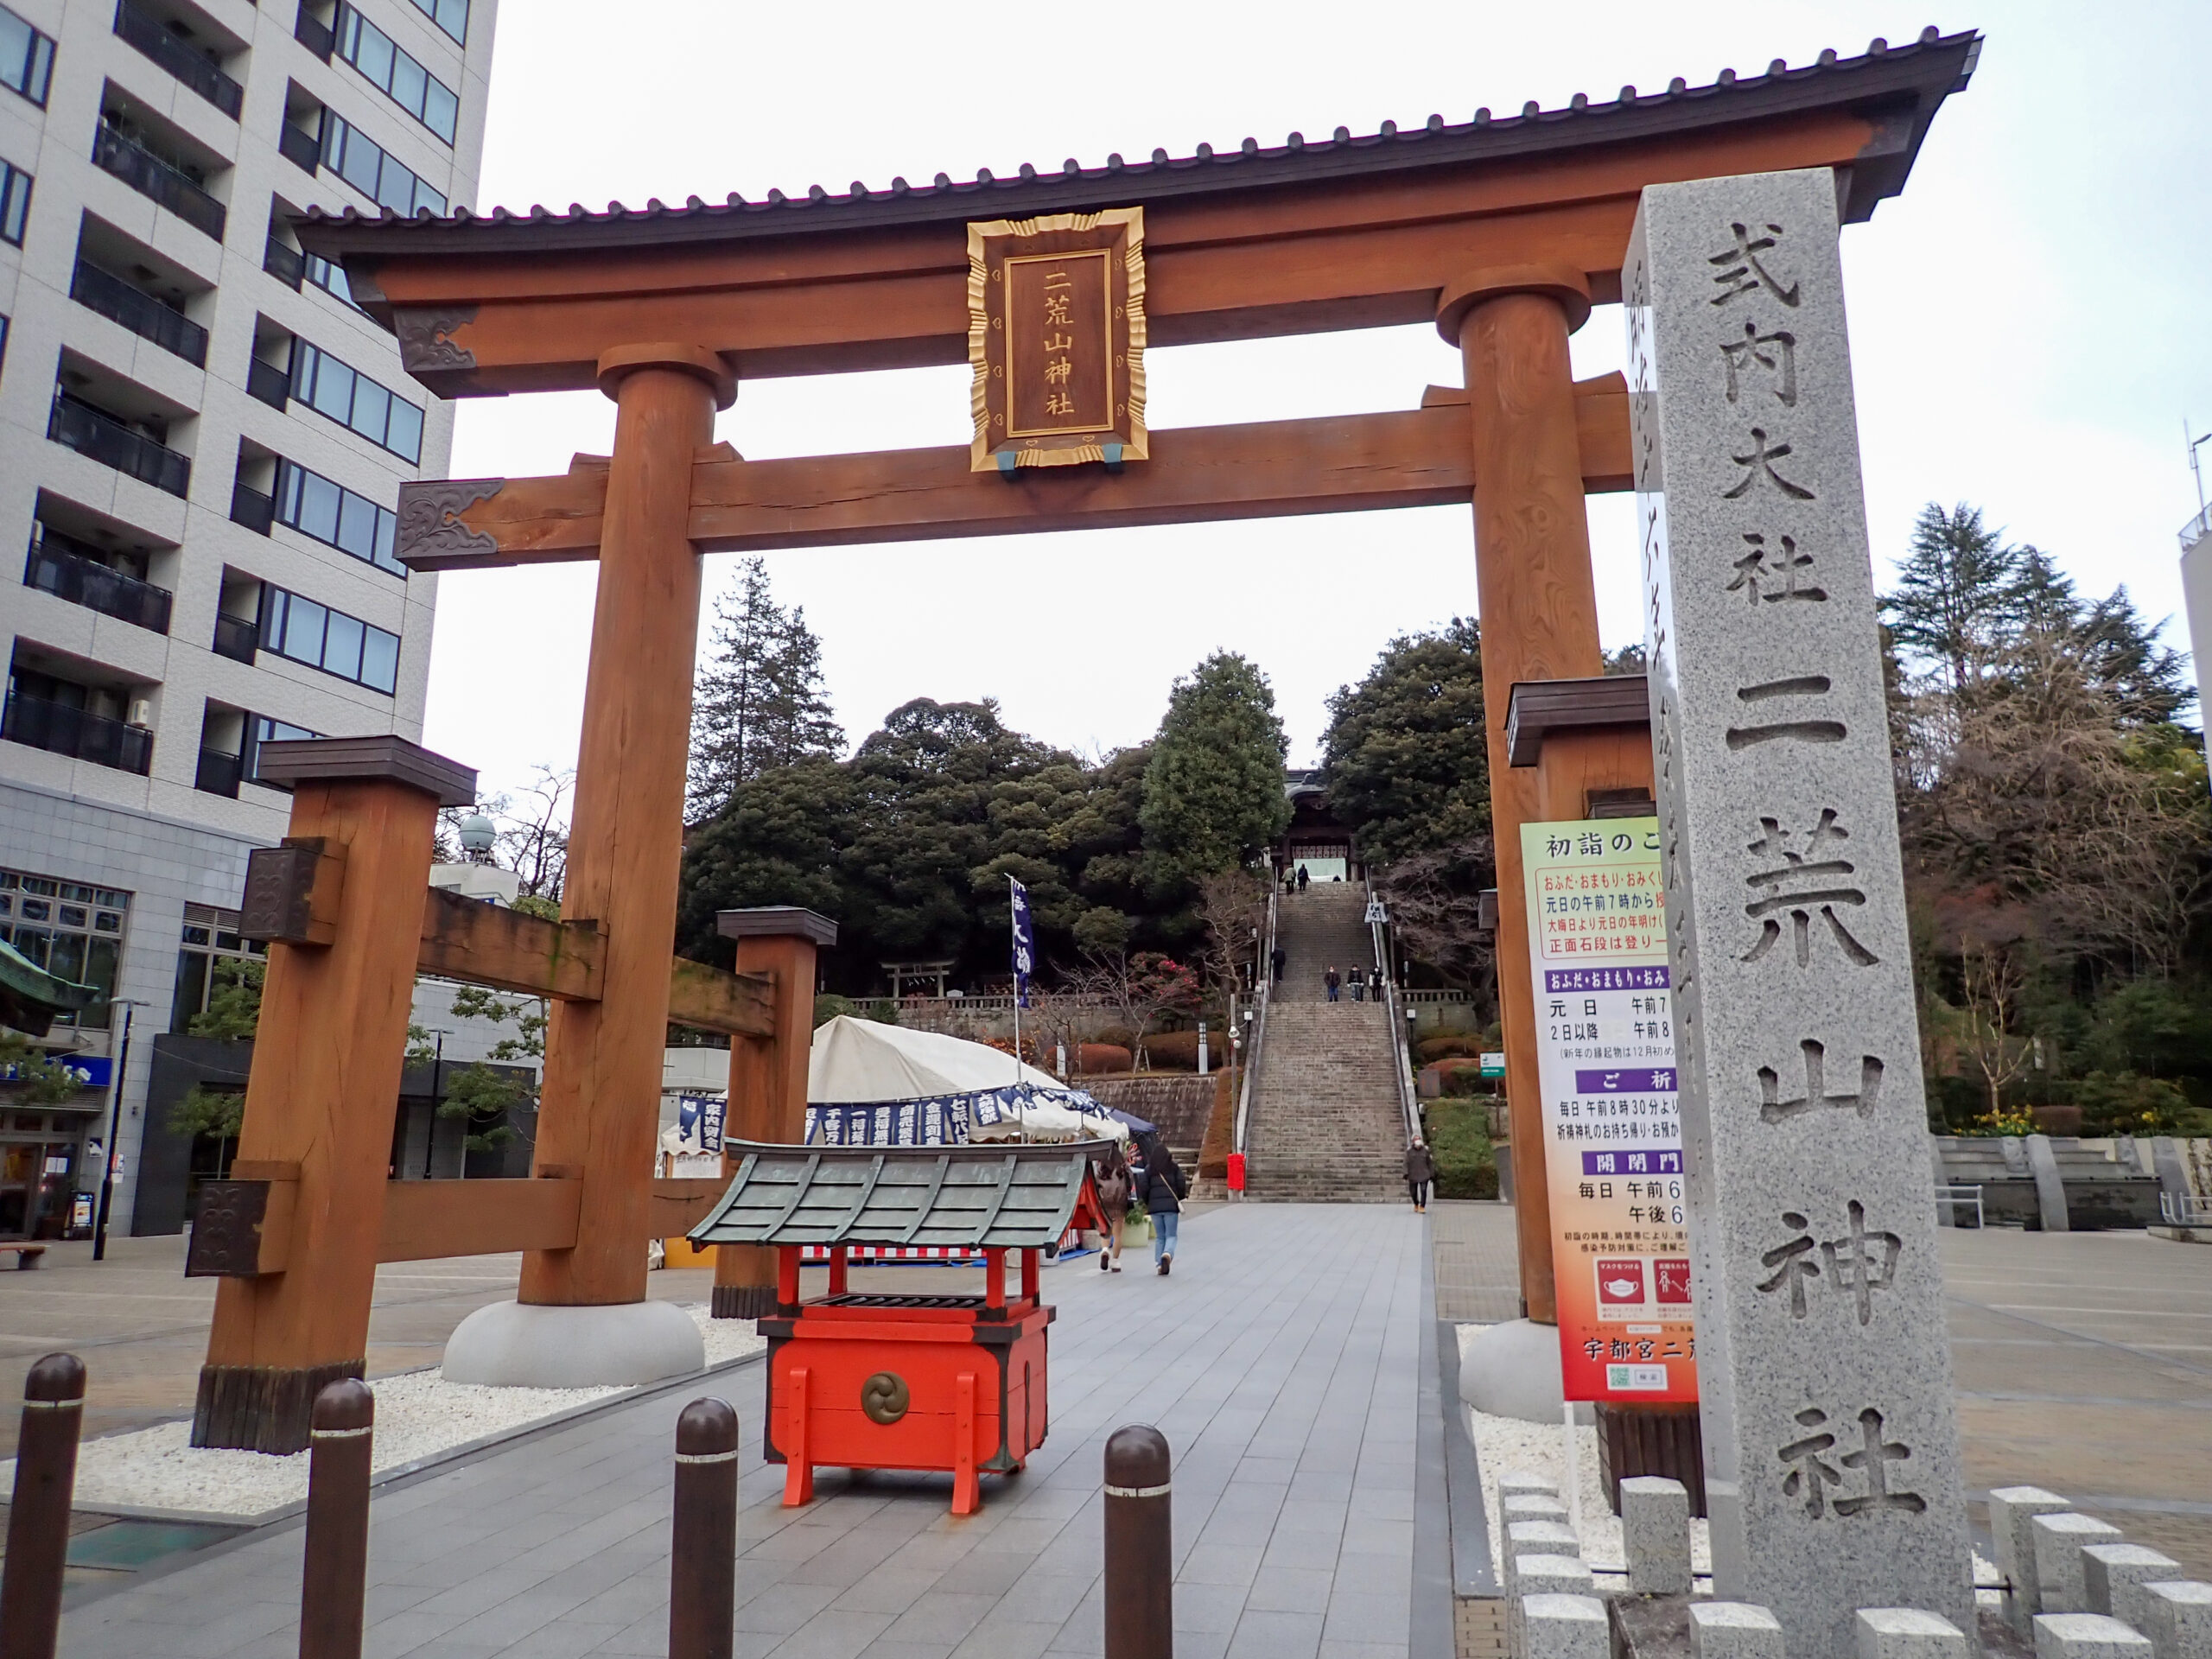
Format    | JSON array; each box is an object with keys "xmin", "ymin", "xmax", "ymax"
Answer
[{"xmin": 0, "ymin": 0, "xmax": 497, "ymax": 1237}]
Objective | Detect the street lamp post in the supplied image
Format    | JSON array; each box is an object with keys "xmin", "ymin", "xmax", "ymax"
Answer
[
  {"xmin": 420, "ymin": 1029, "xmax": 448, "ymax": 1179},
  {"xmin": 92, "ymin": 999, "xmax": 149, "ymax": 1262}
]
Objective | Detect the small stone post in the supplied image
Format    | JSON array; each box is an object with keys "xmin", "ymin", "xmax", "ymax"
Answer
[
  {"xmin": 2034, "ymin": 1614, "xmax": 2155, "ymax": 1659},
  {"xmin": 2085, "ymin": 1545, "xmax": 2183, "ymax": 1631},
  {"xmin": 2036, "ymin": 1514, "xmax": 2126, "ymax": 1614},
  {"xmin": 2138, "ymin": 1581, "xmax": 2212, "ymax": 1659},
  {"xmin": 1992, "ymin": 1487, "xmax": 2072, "ymax": 1628},
  {"xmin": 298, "ymin": 1378, "xmax": 374, "ymax": 1659},
  {"xmin": 2025, "ymin": 1135, "xmax": 2070, "ymax": 1232},
  {"xmin": 1855, "ymin": 1610, "xmax": 1971, "ymax": 1659},
  {"xmin": 1621, "ymin": 1475, "xmax": 1692, "ymax": 1595},
  {"xmin": 669, "ymin": 1398, "xmax": 740, "ymax": 1659},
  {"xmin": 1511, "ymin": 1558, "xmax": 1593, "ymax": 1659},
  {"xmin": 1627, "ymin": 167, "xmax": 1974, "ymax": 1655},
  {"xmin": 1103, "ymin": 1427, "xmax": 1173, "ymax": 1659},
  {"xmin": 1522, "ymin": 1594, "xmax": 1609, "ymax": 1659},
  {"xmin": 1691, "ymin": 1604, "xmax": 1787, "ymax": 1659},
  {"xmin": 0, "ymin": 1354, "xmax": 85, "ymax": 1659}
]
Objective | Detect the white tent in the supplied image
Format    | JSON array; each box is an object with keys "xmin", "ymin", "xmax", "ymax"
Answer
[{"xmin": 805, "ymin": 1016, "xmax": 1124, "ymax": 1145}]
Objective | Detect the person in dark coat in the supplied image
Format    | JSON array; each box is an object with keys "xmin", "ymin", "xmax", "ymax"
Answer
[
  {"xmin": 1270, "ymin": 944, "xmax": 1287, "ymax": 983},
  {"xmin": 1405, "ymin": 1138, "xmax": 1436, "ymax": 1213},
  {"xmin": 1296, "ymin": 865, "xmax": 1310, "ymax": 892},
  {"xmin": 1349, "ymin": 965, "xmax": 1366, "ymax": 1002},
  {"xmin": 1324, "ymin": 965, "xmax": 1341, "ymax": 1002},
  {"xmin": 1134, "ymin": 1131, "xmax": 1186, "ymax": 1274}
]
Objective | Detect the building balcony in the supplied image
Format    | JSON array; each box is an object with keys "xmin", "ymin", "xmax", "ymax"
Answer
[
  {"xmin": 212, "ymin": 611, "xmax": 257, "ymax": 663},
  {"xmin": 92, "ymin": 124, "xmax": 226, "ymax": 241},
  {"xmin": 245, "ymin": 356, "xmax": 290, "ymax": 410},
  {"xmin": 264, "ymin": 235, "xmax": 304, "ymax": 289},
  {"xmin": 229, "ymin": 476, "xmax": 274, "ymax": 534},
  {"xmin": 1, "ymin": 692, "xmax": 154, "ymax": 776},
  {"xmin": 23, "ymin": 537, "xmax": 174, "ymax": 633},
  {"xmin": 194, "ymin": 746, "xmax": 241, "ymax": 797},
  {"xmin": 2181, "ymin": 503, "xmax": 2212, "ymax": 556},
  {"xmin": 278, "ymin": 119, "xmax": 320, "ymax": 175},
  {"xmin": 69, "ymin": 260, "xmax": 209, "ymax": 367},
  {"xmin": 113, "ymin": 0, "xmax": 244, "ymax": 119},
  {"xmin": 47, "ymin": 395, "xmax": 192, "ymax": 497},
  {"xmin": 294, "ymin": 7, "xmax": 334, "ymax": 60}
]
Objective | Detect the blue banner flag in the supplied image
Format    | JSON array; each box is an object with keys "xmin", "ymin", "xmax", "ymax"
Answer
[{"xmin": 1009, "ymin": 876, "xmax": 1034, "ymax": 1008}]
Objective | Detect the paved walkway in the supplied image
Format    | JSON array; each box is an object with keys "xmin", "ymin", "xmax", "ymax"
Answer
[{"xmin": 58, "ymin": 1204, "xmax": 1433, "ymax": 1659}]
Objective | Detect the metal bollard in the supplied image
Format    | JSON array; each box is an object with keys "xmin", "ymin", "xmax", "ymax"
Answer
[
  {"xmin": 670, "ymin": 1397, "xmax": 740, "ymax": 1659},
  {"xmin": 1103, "ymin": 1425, "xmax": 1173, "ymax": 1659},
  {"xmin": 0, "ymin": 1353, "xmax": 86, "ymax": 1659},
  {"xmin": 298, "ymin": 1378, "xmax": 374, "ymax": 1659}
]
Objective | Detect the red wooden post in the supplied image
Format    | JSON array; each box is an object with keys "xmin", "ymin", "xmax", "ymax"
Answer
[
  {"xmin": 782, "ymin": 1366, "xmax": 813, "ymax": 1505},
  {"xmin": 776, "ymin": 1245, "xmax": 800, "ymax": 1313},
  {"xmin": 984, "ymin": 1249, "xmax": 1006, "ymax": 1309},
  {"xmin": 952, "ymin": 1372, "xmax": 979, "ymax": 1516},
  {"xmin": 1020, "ymin": 1249, "xmax": 1039, "ymax": 1304},
  {"xmin": 828, "ymin": 1246, "xmax": 848, "ymax": 1297},
  {"xmin": 0, "ymin": 1353, "xmax": 85, "ymax": 1659}
]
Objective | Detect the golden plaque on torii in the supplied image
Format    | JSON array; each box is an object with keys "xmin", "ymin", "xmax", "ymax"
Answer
[{"xmin": 968, "ymin": 207, "xmax": 1147, "ymax": 472}]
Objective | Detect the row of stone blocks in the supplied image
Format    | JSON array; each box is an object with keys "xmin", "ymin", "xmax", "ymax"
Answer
[{"xmin": 1498, "ymin": 1469, "xmax": 2210, "ymax": 1659}]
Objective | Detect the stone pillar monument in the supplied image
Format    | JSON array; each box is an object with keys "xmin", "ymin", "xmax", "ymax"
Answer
[{"xmin": 1625, "ymin": 168, "xmax": 1973, "ymax": 1656}]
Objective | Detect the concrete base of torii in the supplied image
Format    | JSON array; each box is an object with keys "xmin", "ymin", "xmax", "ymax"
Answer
[
  {"xmin": 1458, "ymin": 1317, "xmax": 1576, "ymax": 1425},
  {"xmin": 441, "ymin": 1299, "xmax": 704, "ymax": 1389}
]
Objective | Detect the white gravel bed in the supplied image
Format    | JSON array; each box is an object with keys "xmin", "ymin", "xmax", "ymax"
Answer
[{"xmin": 10, "ymin": 1305, "xmax": 763, "ymax": 1522}]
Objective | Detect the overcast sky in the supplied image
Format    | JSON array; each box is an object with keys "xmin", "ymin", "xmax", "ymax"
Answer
[{"xmin": 422, "ymin": 1, "xmax": 2212, "ymax": 798}]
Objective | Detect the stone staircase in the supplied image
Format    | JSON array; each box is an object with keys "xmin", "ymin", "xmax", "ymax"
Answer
[{"xmin": 1244, "ymin": 884, "xmax": 1408, "ymax": 1202}]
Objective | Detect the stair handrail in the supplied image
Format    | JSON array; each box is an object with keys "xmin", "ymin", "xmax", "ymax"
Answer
[
  {"xmin": 1234, "ymin": 872, "xmax": 1278, "ymax": 1160},
  {"xmin": 1366, "ymin": 873, "xmax": 1422, "ymax": 1150}
]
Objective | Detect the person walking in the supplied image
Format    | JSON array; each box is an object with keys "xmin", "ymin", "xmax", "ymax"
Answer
[
  {"xmin": 1093, "ymin": 1146, "xmax": 1131, "ymax": 1272},
  {"xmin": 1405, "ymin": 1137, "xmax": 1435, "ymax": 1213},
  {"xmin": 1349, "ymin": 965, "xmax": 1366, "ymax": 1002},
  {"xmin": 1269, "ymin": 944, "xmax": 1287, "ymax": 984},
  {"xmin": 1324, "ymin": 965, "xmax": 1341, "ymax": 1002},
  {"xmin": 1296, "ymin": 865, "xmax": 1310, "ymax": 893},
  {"xmin": 1135, "ymin": 1132, "xmax": 1186, "ymax": 1274}
]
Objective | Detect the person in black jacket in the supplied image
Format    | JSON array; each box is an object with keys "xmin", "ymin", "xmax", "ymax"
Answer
[
  {"xmin": 1405, "ymin": 1138, "xmax": 1436, "ymax": 1213},
  {"xmin": 1133, "ymin": 1131, "xmax": 1186, "ymax": 1274},
  {"xmin": 1270, "ymin": 944, "xmax": 1287, "ymax": 983}
]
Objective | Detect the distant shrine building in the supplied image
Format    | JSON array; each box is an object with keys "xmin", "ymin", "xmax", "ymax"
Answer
[{"xmin": 1279, "ymin": 771, "xmax": 1358, "ymax": 885}]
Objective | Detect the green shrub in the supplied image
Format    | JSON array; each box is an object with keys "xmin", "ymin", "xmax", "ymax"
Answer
[
  {"xmin": 1423, "ymin": 1097, "xmax": 1497, "ymax": 1200},
  {"xmin": 1417, "ymin": 1035, "xmax": 1481, "ymax": 1064}
]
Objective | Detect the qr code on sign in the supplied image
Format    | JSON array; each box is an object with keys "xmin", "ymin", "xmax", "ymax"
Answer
[{"xmin": 1606, "ymin": 1364, "xmax": 1668, "ymax": 1391}]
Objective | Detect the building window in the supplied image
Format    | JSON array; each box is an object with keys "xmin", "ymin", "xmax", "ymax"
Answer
[
  {"xmin": 290, "ymin": 340, "xmax": 424, "ymax": 462},
  {"xmin": 321, "ymin": 110, "xmax": 446, "ymax": 219},
  {"xmin": 275, "ymin": 459, "xmax": 404, "ymax": 575},
  {"xmin": 334, "ymin": 4, "xmax": 457, "ymax": 143},
  {"xmin": 408, "ymin": 0, "xmax": 467, "ymax": 46},
  {"xmin": 0, "ymin": 157, "xmax": 28, "ymax": 245},
  {"xmin": 0, "ymin": 868, "xmax": 127, "ymax": 1031},
  {"xmin": 302, "ymin": 251, "xmax": 363, "ymax": 312},
  {"xmin": 172, "ymin": 903, "xmax": 264, "ymax": 1031},
  {"xmin": 257, "ymin": 585, "xmax": 400, "ymax": 693},
  {"xmin": 0, "ymin": 6, "xmax": 54, "ymax": 108}
]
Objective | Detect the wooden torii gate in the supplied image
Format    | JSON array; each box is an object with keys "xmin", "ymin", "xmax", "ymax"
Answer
[{"xmin": 200, "ymin": 33, "xmax": 1971, "ymax": 1452}]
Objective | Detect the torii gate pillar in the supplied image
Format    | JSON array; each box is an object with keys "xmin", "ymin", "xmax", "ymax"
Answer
[{"xmin": 1441, "ymin": 266, "xmax": 1606, "ymax": 1325}]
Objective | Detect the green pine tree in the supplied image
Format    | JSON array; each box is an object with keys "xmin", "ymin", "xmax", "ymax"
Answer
[
  {"xmin": 1140, "ymin": 652, "xmax": 1291, "ymax": 883},
  {"xmin": 1322, "ymin": 618, "xmax": 1491, "ymax": 866}
]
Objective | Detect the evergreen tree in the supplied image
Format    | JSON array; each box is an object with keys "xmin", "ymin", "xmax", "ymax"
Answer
[
  {"xmin": 689, "ymin": 558, "xmax": 842, "ymax": 817},
  {"xmin": 1140, "ymin": 652, "xmax": 1291, "ymax": 882},
  {"xmin": 1322, "ymin": 618, "xmax": 1491, "ymax": 866},
  {"xmin": 1881, "ymin": 503, "xmax": 2024, "ymax": 695}
]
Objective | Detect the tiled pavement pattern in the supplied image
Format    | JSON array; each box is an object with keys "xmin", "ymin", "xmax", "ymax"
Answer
[
  {"xmin": 58, "ymin": 1204, "xmax": 1431, "ymax": 1659},
  {"xmin": 1424, "ymin": 1203, "xmax": 1520, "ymax": 1325}
]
